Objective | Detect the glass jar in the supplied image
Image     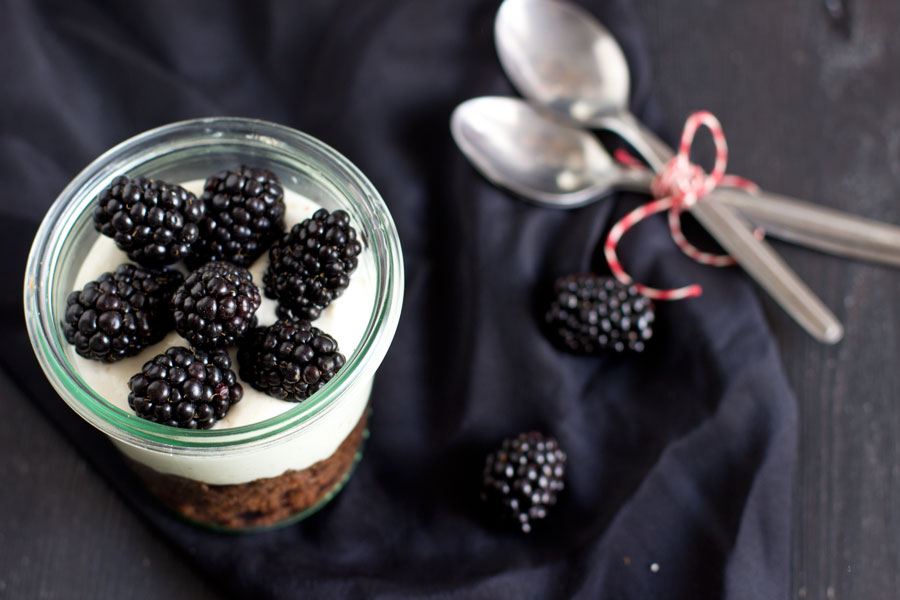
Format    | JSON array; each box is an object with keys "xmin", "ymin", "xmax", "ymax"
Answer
[{"xmin": 24, "ymin": 117, "xmax": 404, "ymax": 531}]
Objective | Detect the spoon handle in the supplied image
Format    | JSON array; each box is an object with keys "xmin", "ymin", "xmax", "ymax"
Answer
[
  {"xmin": 690, "ymin": 198, "xmax": 843, "ymax": 343},
  {"xmin": 605, "ymin": 111, "xmax": 900, "ymax": 267},
  {"xmin": 601, "ymin": 110, "xmax": 843, "ymax": 342},
  {"xmin": 712, "ymin": 188, "xmax": 900, "ymax": 267},
  {"xmin": 613, "ymin": 169, "xmax": 900, "ymax": 266},
  {"xmin": 599, "ymin": 110, "xmax": 674, "ymax": 171}
]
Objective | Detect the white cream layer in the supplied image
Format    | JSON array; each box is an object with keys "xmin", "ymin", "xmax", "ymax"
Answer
[{"xmin": 70, "ymin": 181, "xmax": 374, "ymax": 484}]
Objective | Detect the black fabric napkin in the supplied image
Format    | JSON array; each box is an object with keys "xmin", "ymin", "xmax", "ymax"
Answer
[{"xmin": 0, "ymin": 1, "xmax": 795, "ymax": 598}]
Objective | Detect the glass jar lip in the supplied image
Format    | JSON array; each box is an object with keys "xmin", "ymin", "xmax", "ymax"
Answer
[{"xmin": 24, "ymin": 116, "xmax": 404, "ymax": 452}]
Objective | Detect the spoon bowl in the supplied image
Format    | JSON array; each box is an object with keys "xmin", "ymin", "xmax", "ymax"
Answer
[
  {"xmin": 495, "ymin": 0, "xmax": 631, "ymax": 126},
  {"xmin": 496, "ymin": 0, "xmax": 675, "ymax": 169},
  {"xmin": 450, "ymin": 96, "xmax": 649, "ymax": 208}
]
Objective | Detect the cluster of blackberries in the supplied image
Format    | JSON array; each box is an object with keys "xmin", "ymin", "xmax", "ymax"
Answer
[
  {"xmin": 545, "ymin": 273, "xmax": 655, "ymax": 354},
  {"xmin": 191, "ymin": 166, "xmax": 286, "ymax": 268},
  {"xmin": 66, "ymin": 257, "xmax": 265, "ymax": 428},
  {"xmin": 76, "ymin": 165, "xmax": 596, "ymax": 537},
  {"xmin": 238, "ymin": 318, "xmax": 346, "ymax": 402},
  {"xmin": 65, "ymin": 167, "xmax": 361, "ymax": 429},
  {"xmin": 264, "ymin": 208, "xmax": 362, "ymax": 320},
  {"xmin": 92, "ymin": 176, "xmax": 204, "ymax": 267},
  {"xmin": 63, "ymin": 263, "xmax": 184, "ymax": 362},
  {"xmin": 481, "ymin": 432, "xmax": 567, "ymax": 534},
  {"xmin": 171, "ymin": 261, "xmax": 261, "ymax": 351},
  {"xmin": 478, "ymin": 273, "xmax": 655, "ymax": 532},
  {"xmin": 128, "ymin": 346, "xmax": 242, "ymax": 429},
  {"xmin": 92, "ymin": 167, "xmax": 286, "ymax": 269}
]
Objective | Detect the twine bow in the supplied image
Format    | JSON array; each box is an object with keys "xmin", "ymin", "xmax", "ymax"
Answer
[{"xmin": 604, "ymin": 111, "xmax": 759, "ymax": 300}]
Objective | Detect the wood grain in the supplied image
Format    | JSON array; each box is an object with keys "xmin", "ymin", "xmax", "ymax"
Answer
[
  {"xmin": 0, "ymin": 369, "xmax": 220, "ymax": 600},
  {"xmin": 632, "ymin": 1, "xmax": 900, "ymax": 598}
]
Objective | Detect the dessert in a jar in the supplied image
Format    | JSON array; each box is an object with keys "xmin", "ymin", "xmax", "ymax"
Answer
[{"xmin": 24, "ymin": 118, "xmax": 404, "ymax": 531}]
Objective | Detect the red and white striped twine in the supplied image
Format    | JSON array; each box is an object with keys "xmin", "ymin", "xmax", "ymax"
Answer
[{"xmin": 605, "ymin": 111, "xmax": 760, "ymax": 301}]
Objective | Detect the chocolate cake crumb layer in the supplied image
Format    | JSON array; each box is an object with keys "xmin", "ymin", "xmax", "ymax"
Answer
[{"xmin": 129, "ymin": 409, "xmax": 369, "ymax": 530}]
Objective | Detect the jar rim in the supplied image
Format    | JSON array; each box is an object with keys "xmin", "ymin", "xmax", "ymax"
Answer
[{"xmin": 24, "ymin": 117, "xmax": 404, "ymax": 454}]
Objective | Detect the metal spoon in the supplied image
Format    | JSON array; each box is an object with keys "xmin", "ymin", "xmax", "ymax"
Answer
[
  {"xmin": 495, "ymin": 0, "xmax": 675, "ymax": 170},
  {"xmin": 451, "ymin": 96, "xmax": 900, "ymax": 267},
  {"xmin": 493, "ymin": 0, "xmax": 900, "ymax": 266},
  {"xmin": 492, "ymin": 0, "xmax": 847, "ymax": 342},
  {"xmin": 452, "ymin": 95, "xmax": 843, "ymax": 343},
  {"xmin": 495, "ymin": 0, "xmax": 686, "ymax": 171},
  {"xmin": 451, "ymin": 96, "xmax": 652, "ymax": 207}
]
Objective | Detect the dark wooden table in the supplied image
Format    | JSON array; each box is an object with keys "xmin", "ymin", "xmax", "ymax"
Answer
[
  {"xmin": 2, "ymin": 2, "xmax": 898, "ymax": 598},
  {"xmin": 633, "ymin": 2, "xmax": 900, "ymax": 598}
]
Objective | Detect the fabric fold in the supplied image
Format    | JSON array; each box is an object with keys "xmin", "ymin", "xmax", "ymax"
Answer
[{"xmin": 2, "ymin": 1, "xmax": 794, "ymax": 597}]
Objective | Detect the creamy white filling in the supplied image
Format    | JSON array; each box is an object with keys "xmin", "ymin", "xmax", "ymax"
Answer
[{"xmin": 70, "ymin": 181, "xmax": 374, "ymax": 484}]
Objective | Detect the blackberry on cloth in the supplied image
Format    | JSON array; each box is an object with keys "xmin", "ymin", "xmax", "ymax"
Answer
[
  {"xmin": 191, "ymin": 166, "xmax": 286, "ymax": 267},
  {"xmin": 544, "ymin": 274, "xmax": 655, "ymax": 354},
  {"xmin": 63, "ymin": 263, "xmax": 183, "ymax": 362},
  {"xmin": 128, "ymin": 346, "xmax": 243, "ymax": 429},
  {"xmin": 238, "ymin": 318, "xmax": 346, "ymax": 402},
  {"xmin": 92, "ymin": 176, "xmax": 204, "ymax": 267},
  {"xmin": 264, "ymin": 208, "xmax": 362, "ymax": 320},
  {"xmin": 481, "ymin": 432, "xmax": 567, "ymax": 534},
  {"xmin": 171, "ymin": 261, "xmax": 261, "ymax": 351}
]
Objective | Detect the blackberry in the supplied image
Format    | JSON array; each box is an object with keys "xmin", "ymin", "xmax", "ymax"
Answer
[
  {"xmin": 264, "ymin": 208, "xmax": 362, "ymax": 320},
  {"xmin": 544, "ymin": 274, "xmax": 655, "ymax": 353},
  {"xmin": 171, "ymin": 261, "xmax": 261, "ymax": 351},
  {"xmin": 191, "ymin": 166, "xmax": 286, "ymax": 267},
  {"xmin": 238, "ymin": 318, "xmax": 346, "ymax": 401},
  {"xmin": 92, "ymin": 175, "xmax": 204, "ymax": 266},
  {"xmin": 63, "ymin": 263, "xmax": 183, "ymax": 362},
  {"xmin": 128, "ymin": 346, "xmax": 243, "ymax": 429},
  {"xmin": 481, "ymin": 432, "xmax": 566, "ymax": 534}
]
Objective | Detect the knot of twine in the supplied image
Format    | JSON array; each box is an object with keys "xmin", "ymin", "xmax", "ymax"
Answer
[{"xmin": 604, "ymin": 110, "xmax": 759, "ymax": 301}]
